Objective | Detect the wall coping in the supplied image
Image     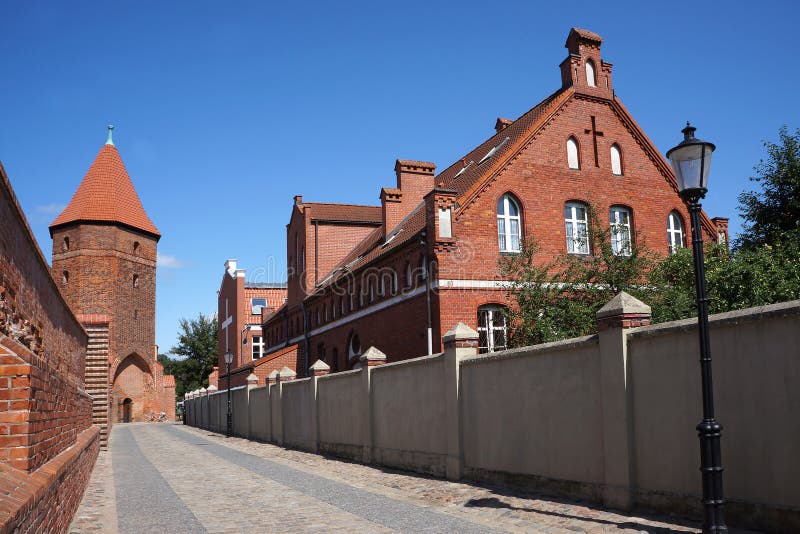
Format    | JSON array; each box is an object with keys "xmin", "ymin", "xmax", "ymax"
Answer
[
  {"xmin": 461, "ymin": 335, "xmax": 599, "ymax": 367},
  {"xmin": 282, "ymin": 377, "xmax": 312, "ymax": 387},
  {"xmin": 369, "ymin": 352, "xmax": 444, "ymax": 373},
  {"xmin": 317, "ymin": 368, "xmax": 361, "ymax": 381},
  {"xmin": 628, "ymin": 299, "xmax": 800, "ymax": 340}
]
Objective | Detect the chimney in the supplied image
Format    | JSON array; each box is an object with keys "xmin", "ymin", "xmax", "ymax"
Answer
[
  {"xmin": 560, "ymin": 28, "xmax": 613, "ymax": 97},
  {"xmin": 380, "ymin": 187, "xmax": 403, "ymax": 238},
  {"xmin": 495, "ymin": 118, "xmax": 512, "ymax": 133},
  {"xmin": 381, "ymin": 159, "xmax": 436, "ymax": 239},
  {"xmin": 225, "ymin": 259, "xmax": 238, "ymax": 277}
]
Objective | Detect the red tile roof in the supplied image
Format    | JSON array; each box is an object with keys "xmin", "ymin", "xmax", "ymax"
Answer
[
  {"xmin": 49, "ymin": 144, "xmax": 160, "ymax": 238},
  {"xmin": 304, "ymin": 202, "xmax": 381, "ymax": 224},
  {"xmin": 570, "ymin": 27, "xmax": 603, "ymax": 43}
]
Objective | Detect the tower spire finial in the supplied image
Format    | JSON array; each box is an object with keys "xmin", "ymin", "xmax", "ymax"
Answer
[{"xmin": 106, "ymin": 124, "xmax": 115, "ymax": 146}]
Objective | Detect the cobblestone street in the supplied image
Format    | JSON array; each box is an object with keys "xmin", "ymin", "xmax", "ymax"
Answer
[{"xmin": 69, "ymin": 423, "xmax": 715, "ymax": 533}]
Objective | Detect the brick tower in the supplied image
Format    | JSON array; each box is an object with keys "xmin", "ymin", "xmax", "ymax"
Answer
[{"xmin": 49, "ymin": 126, "xmax": 173, "ymax": 447}]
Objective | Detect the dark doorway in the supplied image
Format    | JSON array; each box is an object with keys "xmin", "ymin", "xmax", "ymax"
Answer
[{"xmin": 122, "ymin": 398, "xmax": 132, "ymax": 423}]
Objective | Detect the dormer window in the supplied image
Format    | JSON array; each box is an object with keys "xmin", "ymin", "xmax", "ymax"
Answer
[
  {"xmin": 586, "ymin": 59, "xmax": 597, "ymax": 87},
  {"xmin": 567, "ymin": 137, "xmax": 580, "ymax": 170},
  {"xmin": 251, "ymin": 298, "xmax": 267, "ymax": 315}
]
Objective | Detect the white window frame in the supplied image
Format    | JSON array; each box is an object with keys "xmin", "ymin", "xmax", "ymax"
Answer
[
  {"xmin": 251, "ymin": 298, "xmax": 267, "ymax": 315},
  {"xmin": 477, "ymin": 305, "xmax": 507, "ymax": 354},
  {"xmin": 610, "ymin": 206, "xmax": 632, "ymax": 256},
  {"xmin": 610, "ymin": 144, "xmax": 622, "ymax": 175},
  {"xmin": 252, "ymin": 335, "xmax": 264, "ymax": 360},
  {"xmin": 567, "ymin": 137, "xmax": 580, "ymax": 169},
  {"xmin": 668, "ymin": 211, "xmax": 685, "ymax": 254},
  {"xmin": 586, "ymin": 59, "xmax": 597, "ymax": 87},
  {"xmin": 565, "ymin": 202, "xmax": 590, "ymax": 254},
  {"xmin": 497, "ymin": 194, "xmax": 522, "ymax": 253}
]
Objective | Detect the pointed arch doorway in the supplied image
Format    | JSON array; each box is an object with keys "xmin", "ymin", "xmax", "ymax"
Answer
[{"xmin": 122, "ymin": 398, "xmax": 133, "ymax": 423}]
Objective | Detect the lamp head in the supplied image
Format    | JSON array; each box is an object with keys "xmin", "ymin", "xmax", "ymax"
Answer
[
  {"xmin": 666, "ymin": 122, "xmax": 715, "ymax": 201},
  {"xmin": 223, "ymin": 350, "xmax": 233, "ymax": 365}
]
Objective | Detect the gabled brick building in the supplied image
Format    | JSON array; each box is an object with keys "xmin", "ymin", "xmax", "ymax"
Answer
[
  {"xmin": 49, "ymin": 127, "xmax": 174, "ymax": 444},
  {"xmin": 260, "ymin": 28, "xmax": 729, "ymax": 376},
  {"xmin": 214, "ymin": 260, "xmax": 289, "ymax": 388}
]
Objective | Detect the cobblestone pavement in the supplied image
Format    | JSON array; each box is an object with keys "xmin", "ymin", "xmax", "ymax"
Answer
[{"xmin": 70, "ymin": 422, "xmax": 753, "ymax": 533}]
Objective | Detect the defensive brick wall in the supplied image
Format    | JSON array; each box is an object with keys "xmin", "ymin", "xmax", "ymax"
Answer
[{"xmin": 0, "ymin": 162, "xmax": 98, "ymax": 532}]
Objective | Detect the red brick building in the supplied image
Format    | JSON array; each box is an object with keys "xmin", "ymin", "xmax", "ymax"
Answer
[
  {"xmin": 214, "ymin": 259, "xmax": 289, "ymax": 388},
  {"xmin": 260, "ymin": 28, "xmax": 728, "ymax": 375},
  {"xmin": 49, "ymin": 127, "xmax": 174, "ymax": 443}
]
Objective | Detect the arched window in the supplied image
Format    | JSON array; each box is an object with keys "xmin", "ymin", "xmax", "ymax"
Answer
[
  {"xmin": 62, "ymin": 271, "xmax": 69, "ymax": 285},
  {"xmin": 133, "ymin": 241, "xmax": 140, "ymax": 254},
  {"xmin": 133, "ymin": 274, "xmax": 139, "ymax": 288},
  {"xmin": 610, "ymin": 144, "xmax": 623, "ymax": 175},
  {"xmin": 62, "ymin": 237, "xmax": 70, "ymax": 251},
  {"xmin": 565, "ymin": 202, "xmax": 590, "ymax": 254},
  {"xmin": 567, "ymin": 137, "xmax": 580, "ymax": 169},
  {"xmin": 667, "ymin": 211, "xmax": 685, "ymax": 254},
  {"xmin": 586, "ymin": 59, "xmax": 597, "ymax": 87},
  {"xmin": 609, "ymin": 206, "xmax": 632, "ymax": 256},
  {"xmin": 478, "ymin": 305, "xmax": 508, "ymax": 353},
  {"xmin": 391, "ymin": 271, "xmax": 398, "ymax": 295},
  {"xmin": 405, "ymin": 263, "xmax": 413, "ymax": 288},
  {"xmin": 497, "ymin": 194, "xmax": 522, "ymax": 253},
  {"xmin": 348, "ymin": 334, "xmax": 361, "ymax": 363}
]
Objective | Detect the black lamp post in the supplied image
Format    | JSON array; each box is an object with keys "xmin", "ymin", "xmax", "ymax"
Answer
[
  {"xmin": 224, "ymin": 349, "xmax": 233, "ymax": 437},
  {"xmin": 667, "ymin": 123, "xmax": 727, "ymax": 533}
]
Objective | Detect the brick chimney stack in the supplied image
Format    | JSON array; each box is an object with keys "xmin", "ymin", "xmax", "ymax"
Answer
[{"xmin": 380, "ymin": 160, "xmax": 436, "ymax": 238}]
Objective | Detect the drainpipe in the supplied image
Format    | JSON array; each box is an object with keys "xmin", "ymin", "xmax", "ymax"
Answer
[{"xmin": 420, "ymin": 231, "xmax": 433, "ymax": 355}]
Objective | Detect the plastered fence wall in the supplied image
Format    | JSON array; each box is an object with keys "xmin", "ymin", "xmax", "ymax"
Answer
[{"xmin": 185, "ymin": 299, "xmax": 800, "ymax": 532}]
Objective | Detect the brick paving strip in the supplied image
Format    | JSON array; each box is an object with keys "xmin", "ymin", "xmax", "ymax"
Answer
[{"xmin": 70, "ymin": 422, "xmax": 748, "ymax": 533}]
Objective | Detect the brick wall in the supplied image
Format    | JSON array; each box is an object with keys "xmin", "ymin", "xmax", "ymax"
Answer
[{"xmin": 0, "ymin": 162, "xmax": 97, "ymax": 531}]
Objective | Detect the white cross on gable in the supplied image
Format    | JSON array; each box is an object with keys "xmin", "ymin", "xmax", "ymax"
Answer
[{"xmin": 221, "ymin": 298, "xmax": 233, "ymax": 352}]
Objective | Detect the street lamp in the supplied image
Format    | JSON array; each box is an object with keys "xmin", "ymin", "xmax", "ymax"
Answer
[
  {"xmin": 224, "ymin": 349, "xmax": 233, "ymax": 438},
  {"xmin": 667, "ymin": 122, "xmax": 727, "ymax": 533}
]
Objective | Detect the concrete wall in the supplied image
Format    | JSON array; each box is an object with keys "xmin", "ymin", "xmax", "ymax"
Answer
[
  {"xmin": 461, "ymin": 337, "xmax": 604, "ymax": 496},
  {"xmin": 249, "ymin": 386, "xmax": 270, "ymax": 441},
  {"xmin": 371, "ymin": 355, "xmax": 447, "ymax": 476},
  {"xmin": 282, "ymin": 378, "xmax": 315, "ymax": 450},
  {"xmin": 317, "ymin": 370, "xmax": 364, "ymax": 460},
  {"xmin": 184, "ymin": 300, "xmax": 800, "ymax": 532}
]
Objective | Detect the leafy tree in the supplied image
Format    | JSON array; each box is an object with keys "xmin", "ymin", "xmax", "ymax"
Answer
[
  {"xmin": 500, "ymin": 207, "xmax": 655, "ymax": 346},
  {"xmin": 736, "ymin": 126, "xmax": 800, "ymax": 249},
  {"xmin": 168, "ymin": 313, "xmax": 218, "ymax": 399}
]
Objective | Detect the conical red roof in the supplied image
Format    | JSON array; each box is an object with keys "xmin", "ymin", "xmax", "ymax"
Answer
[{"xmin": 50, "ymin": 144, "xmax": 160, "ymax": 239}]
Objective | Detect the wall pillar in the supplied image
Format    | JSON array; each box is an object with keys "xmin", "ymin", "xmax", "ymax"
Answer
[
  {"xmin": 359, "ymin": 346, "xmax": 386, "ymax": 464},
  {"xmin": 245, "ymin": 373, "xmax": 258, "ymax": 439},
  {"xmin": 275, "ymin": 366, "xmax": 296, "ymax": 446},
  {"xmin": 596, "ymin": 291, "xmax": 651, "ymax": 511},
  {"xmin": 310, "ymin": 359, "xmax": 330, "ymax": 453},
  {"xmin": 442, "ymin": 323, "xmax": 478, "ymax": 481}
]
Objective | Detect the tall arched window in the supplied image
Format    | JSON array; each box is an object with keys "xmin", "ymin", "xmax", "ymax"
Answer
[
  {"xmin": 565, "ymin": 202, "xmax": 590, "ymax": 254},
  {"xmin": 586, "ymin": 59, "xmax": 597, "ymax": 87},
  {"xmin": 567, "ymin": 137, "xmax": 580, "ymax": 169},
  {"xmin": 405, "ymin": 263, "xmax": 413, "ymax": 288},
  {"xmin": 610, "ymin": 144, "xmax": 623, "ymax": 175},
  {"xmin": 609, "ymin": 206, "xmax": 632, "ymax": 256},
  {"xmin": 62, "ymin": 237, "xmax": 70, "ymax": 251},
  {"xmin": 477, "ymin": 305, "xmax": 508, "ymax": 353},
  {"xmin": 133, "ymin": 274, "xmax": 139, "ymax": 288},
  {"xmin": 348, "ymin": 334, "xmax": 361, "ymax": 364},
  {"xmin": 667, "ymin": 211, "xmax": 685, "ymax": 254},
  {"xmin": 497, "ymin": 194, "xmax": 522, "ymax": 253},
  {"xmin": 62, "ymin": 271, "xmax": 69, "ymax": 285}
]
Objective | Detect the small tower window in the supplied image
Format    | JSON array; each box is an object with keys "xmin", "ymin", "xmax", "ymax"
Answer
[
  {"xmin": 133, "ymin": 274, "xmax": 139, "ymax": 288},
  {"xmin": 62, "ymin": 271, "xmax": 69, "ymax": 285},
  {"xmin": 133, "ymin": 241, "xmax": 140, "ymax": 254},
  {"xmin": 62, "ymin": 237, "xmax": 70, "ymax": 252},
  {"xmin": 567, "ymin": 137, "xmax": 580, "ymax": 170},
  {"xmin": 586, "ymin": 59, "xmax": 597, "ymax": 87},
  {"xmin": 134, "ymin": 309, "xmax": 139, "ymax": 320},
  {"xmin": 610, "ymin": 144, "xmax": 623, "ymax": 176}
]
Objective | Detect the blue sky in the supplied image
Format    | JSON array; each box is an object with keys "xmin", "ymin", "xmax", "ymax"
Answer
[{"xmin": 2, "ymin": 1, "xmax": 798, "ymax": 353}]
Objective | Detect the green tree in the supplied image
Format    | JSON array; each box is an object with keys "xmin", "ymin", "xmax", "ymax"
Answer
[
  {"xmin": 500, "ymin": 207, "xmax": 655, "ymax": 347},
  {"xmin": 169, "ymin": 313, "xmax": 218, "ymax": 399},
  {"xmin": 736, "ymin": 126, "xmax": 800, "ymax": 249}
]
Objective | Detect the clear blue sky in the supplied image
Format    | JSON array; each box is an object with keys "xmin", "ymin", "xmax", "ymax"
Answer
[{"xmin": 2, "ymin": 1, "xmax": 798, "ymax": 353}]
